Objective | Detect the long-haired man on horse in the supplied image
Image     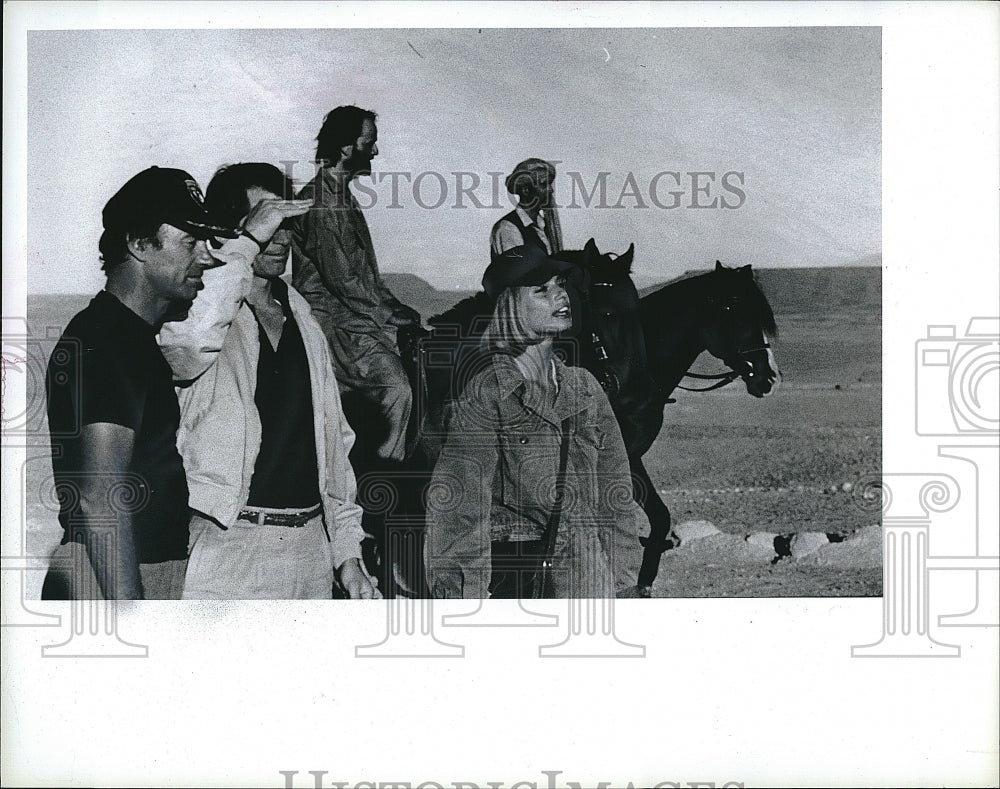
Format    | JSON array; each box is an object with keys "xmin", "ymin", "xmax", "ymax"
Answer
[
  {"xmin": 490, "ymin": 158, "xmax": 564, "ymax": 259},
  {"xmin": 291, "ymin": 106, "xmax": 422, "ymax": 467}
]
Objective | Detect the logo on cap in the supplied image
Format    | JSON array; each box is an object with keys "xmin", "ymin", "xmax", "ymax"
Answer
[{"xmin": 185, "ymin": 179, "xmax": 206, "ymax": 207}]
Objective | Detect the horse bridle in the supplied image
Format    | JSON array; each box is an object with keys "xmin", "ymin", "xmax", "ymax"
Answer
[
  {"xmin": 586, "ymin": 281, "xmax": 623, "ymax": 399},
  {"xmin": 590, "ymin": 329, "xmax": 621, "ymax": 399},
  {"xmin": 676, "ymin": 297, "xmax": 771, "ymax": 392},
  {"xmin": 675, "ymin": 341, "xmax": 771, "ymax": 392}
]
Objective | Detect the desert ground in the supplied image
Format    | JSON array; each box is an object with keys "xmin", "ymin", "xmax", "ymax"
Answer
[{"xmin": 19, "ymin": 265, "xmax": 882, "ymax": 598}]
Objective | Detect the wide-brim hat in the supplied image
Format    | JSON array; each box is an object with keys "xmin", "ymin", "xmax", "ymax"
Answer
[
  {"xmin": 102, "ymin": 166, "xmax": 238, "ymax": 240},
  {"xmin": 482, "ymin": 245, "xmax": 582, "ymax": 300}
]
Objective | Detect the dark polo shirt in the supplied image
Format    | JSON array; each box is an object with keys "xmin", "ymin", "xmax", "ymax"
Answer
[
  {"xmin": 246, "ymin": 279, "xmax": 321, "ymax": 508},
  {"xmin": 46, "ymin": 290, "xmax": 189, "ymax": 562}
]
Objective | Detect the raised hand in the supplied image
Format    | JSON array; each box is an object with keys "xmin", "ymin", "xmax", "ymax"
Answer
[{"xmin": 241, "ymin": 197, "xmax": 312, "ymax": 247}]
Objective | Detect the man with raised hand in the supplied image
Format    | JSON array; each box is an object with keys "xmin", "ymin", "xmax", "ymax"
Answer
[{"xmin": 159, "ymin": 163, "xmax": 378, "ymax": 600}]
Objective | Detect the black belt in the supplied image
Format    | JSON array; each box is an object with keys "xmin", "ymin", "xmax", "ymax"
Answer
[{"xmin": 236, "ymin": 504, "xmax": 322, "ymax": 528}]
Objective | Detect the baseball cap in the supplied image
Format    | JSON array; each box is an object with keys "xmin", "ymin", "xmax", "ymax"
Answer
[
  {"xmin": 482, "ymin": 245, "xmax": 582, "ymax": 300},
  {"xmin": 102, "ymin": 166, "xmax": 238, "ymax": 240}
]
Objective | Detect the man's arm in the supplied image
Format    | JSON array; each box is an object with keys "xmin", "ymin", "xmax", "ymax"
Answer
[
  {"xmin": 158, "ymin": 236, "xmax": 257, "ymax": 382},
  {"xmin": 74, "ymin": 423, "xmax": 143, "ymax": 599},
  {"xmin": 490, "ymin": 218, "xmax": 524, "ymax": 256},
  {"xmin": 160, "ymin": 199, "xmax": 311, "ymax": 382},
  {"xmin": 337, "ymin": 559, "xmax": 380, "ymax": 600},
  {"xmin": 314, "ymin": 334, "xmax": 380, "ymax": 599},
  {"xmin": 374, "ymin": 275, "xmax": 421, "ymax": 328}
]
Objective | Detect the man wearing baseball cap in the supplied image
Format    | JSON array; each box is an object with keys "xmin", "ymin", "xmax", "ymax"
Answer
[{"xmin": 43, "ymin": 166, "xmax": 308, "ymax": 599}]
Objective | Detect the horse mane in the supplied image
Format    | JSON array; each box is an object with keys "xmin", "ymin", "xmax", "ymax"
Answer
[
  {"xmin": 644, "ymin": 264, "xmax": 778, "ymax": 337},
  {"xmin": 555, "ymin": 242, "xmax": 634, "ymax": 285}
]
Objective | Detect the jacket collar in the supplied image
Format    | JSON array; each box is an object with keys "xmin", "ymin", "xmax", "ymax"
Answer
[{"xmin": 489, "ymin": 353, "xmax": 594, "ymax": 426}]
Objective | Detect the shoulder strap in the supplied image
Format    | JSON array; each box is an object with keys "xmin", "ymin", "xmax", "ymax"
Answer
[{"xmin": 532, "ymin": 415, "xmax": 573, "ymax": 599}]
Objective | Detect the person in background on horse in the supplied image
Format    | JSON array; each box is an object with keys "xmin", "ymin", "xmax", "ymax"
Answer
[
  {"xmin": 158, "ymin": 163, "xmax": 378, "ymax": 600},
  {"xmin": 291, "ymin": 105, "xmax": 421, "ymax": 465},
  {"xmin": 424, "ymin": 245, "xmax": 648, "ymax": 599},
  {"xmin": 490, "ymin": 157, "xmax": 586, "ymax": 358},
  {"xmin": 43, "ymin": 166, "xmax": 237, "ymax": 599},
  {"xmin": 490, "ymin": 157, "xmax": 564, "ymax": 260}
]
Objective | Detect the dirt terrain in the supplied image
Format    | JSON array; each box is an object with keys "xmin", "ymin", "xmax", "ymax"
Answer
[
  {"xmin": 635, "ymin": 306, "xmax": 882, "ymax": 597},
  {"xmin": 22, "ymin": 268, "xmax": 882, "ymax": 598}
]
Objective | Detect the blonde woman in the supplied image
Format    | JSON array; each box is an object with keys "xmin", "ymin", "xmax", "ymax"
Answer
[{"xmin": 425, "ymin": 246, "xmax": 647, "ymax": 598}]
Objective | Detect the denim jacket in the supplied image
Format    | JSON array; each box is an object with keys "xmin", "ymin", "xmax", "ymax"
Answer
[{"xmin": 425, "ymin": 354, "xmax": 648, "ymax": 598}]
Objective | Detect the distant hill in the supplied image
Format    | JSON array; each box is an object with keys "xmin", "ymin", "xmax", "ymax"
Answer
[
  {"xmin": 382, "ymin": 273, "xmax": 476, "ymax": 319},
  {"xmin": 755, "ymin": 266, "xmax": 880, "ymax": 315},
  {"xmin": 388, "ymin": 266, "xmax": 881, "ymax": 321},
  {"xmin": 639, "ymin": 266, "xmax": 881, "ymax": 316},
  {"xmin": 26, "ymin": 266, "xmax": 880, "ymax": 336}
]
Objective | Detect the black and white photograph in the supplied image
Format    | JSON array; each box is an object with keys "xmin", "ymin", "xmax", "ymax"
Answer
[
  {"xmin": 22, "ymin": 25, "xmax": 882, "ymax": 601},
  {"xmin": 2, "ymin": 2, "xmax": 997, "ymax": 787}
]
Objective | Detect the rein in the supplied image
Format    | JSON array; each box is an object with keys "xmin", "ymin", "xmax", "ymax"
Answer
[{"xmin": 675, "ymin": 342, "xmax": 771, "ymax": 393}]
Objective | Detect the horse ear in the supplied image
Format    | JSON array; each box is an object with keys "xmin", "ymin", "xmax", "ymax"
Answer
[
  {"xmin": 715, "ymin": 260, "xmax": 724, "ymax": 272},
  {"xmin": 584, "ymin": 238, "xmax": 598, "ymax": 254},
  {"xmin": 739, "ymin": 264, "xmax": 753, "ymax": 276},
  {"xmin": 618, "ymin": 243, "xmax": 635, "ymax": 272}
]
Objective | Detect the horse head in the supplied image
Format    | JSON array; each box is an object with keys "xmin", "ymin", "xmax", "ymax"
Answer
[
  {"xmin": 700, "ymin": 261, "xmax": 780, "ymax": 397},
  {"xmin": 554, "ymin": 239, "xmax": 652, "ymax": 409}
]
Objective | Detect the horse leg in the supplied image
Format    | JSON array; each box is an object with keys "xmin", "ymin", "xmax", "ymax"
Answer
[
  {"xmin": 630, "ymin": 458, "xmax": 679, "ymax": 595},
  {"xmin": 385, "ymin": 453, "xmax": 431, "ymax": 599}
]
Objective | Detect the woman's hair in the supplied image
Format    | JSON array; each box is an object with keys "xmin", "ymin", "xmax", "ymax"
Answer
[{"xmin": 480, "ymin": 287, "xmax": 540, "ymax": 354}]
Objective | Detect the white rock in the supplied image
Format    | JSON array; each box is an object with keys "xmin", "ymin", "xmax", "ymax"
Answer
[
  {"xmin": 790, "ymin": 531, "xmax": 830, "ymax": 558},
  {"xmin": 674, "ymin": 520, "xmax": 722, "ymax": 541},
  {"xmin": 745, "ymin": 532, "xmax": 777, "ymax": 557}
]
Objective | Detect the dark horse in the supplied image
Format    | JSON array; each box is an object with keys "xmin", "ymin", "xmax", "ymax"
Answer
[
  {"xmin": 388, "ymin": 244, "xmax": 779, "ymax": 596},
  {"xmin": 628, "ymin": 261, "xmax": 780, "ymax": 592}
]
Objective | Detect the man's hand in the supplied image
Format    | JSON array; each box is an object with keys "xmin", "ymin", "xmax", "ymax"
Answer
[
  {"xmin": 241, "ymin": 198, "xmax": 312, "ymax": 247},
  {"xmin": 337, "ymin": 558, "xmax": 381, "ymax": 600}
]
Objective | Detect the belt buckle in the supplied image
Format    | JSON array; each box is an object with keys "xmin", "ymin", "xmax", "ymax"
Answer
[{"xmin": 241, "ymin": 505, "xmax": 319, "ymax": 527}]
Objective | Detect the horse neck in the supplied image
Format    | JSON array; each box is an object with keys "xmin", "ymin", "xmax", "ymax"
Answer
[
  {"xmin": 641, "ymin": 282, "xmax": 711, "ymax": 397},
  {"xmin": 579, "ymin": 276, "xmax": 652, "ymax": 398}
]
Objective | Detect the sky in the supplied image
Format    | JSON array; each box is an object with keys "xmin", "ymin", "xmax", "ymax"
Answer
[{"xmin": 25, "ymin": 26, "xmax": 880, "ymax": 293}]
